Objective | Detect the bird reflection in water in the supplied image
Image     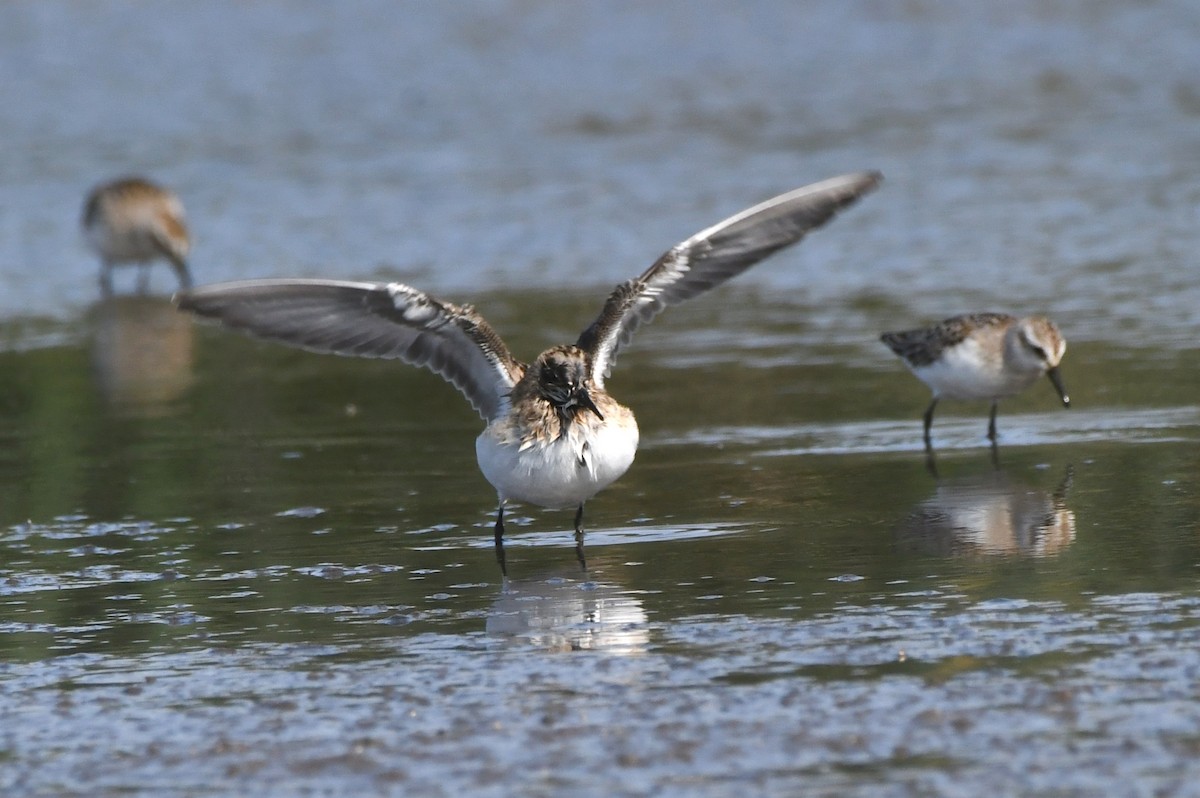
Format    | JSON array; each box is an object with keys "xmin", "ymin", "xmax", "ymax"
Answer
[
  {"xmin": 88, "ymin": 296, "xmax": 195, "ymax": 417},
  {"xmin": 486, "ymin": 570, "xmax": 648, "ymax": 654},
  {"xmin": 894, "ymin": 467, "xmax": 1075, "ymax": 557}
]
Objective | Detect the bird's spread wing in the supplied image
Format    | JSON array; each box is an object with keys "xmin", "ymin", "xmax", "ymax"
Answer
[
  {"xmin": 175, "ymin": 279, "xmax": 524, "ymax": 420},
  {"xmin": 881, "ymin": 312, "xmax": 1014, "ymax": 367},
  {"xmin": 576, "ymin": 171, "xmax": 882, "ymax": 386}
]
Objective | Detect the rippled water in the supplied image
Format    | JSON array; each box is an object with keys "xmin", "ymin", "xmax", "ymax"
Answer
[{"xmin": 3, "ymin": 2, "xmax": 1200, "ymax": 796}]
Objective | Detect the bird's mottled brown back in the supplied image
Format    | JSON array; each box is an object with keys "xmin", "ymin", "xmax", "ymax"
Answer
[{"xmin": 881, "ymin": 313, "xmax": 1015, "ymax": 367}]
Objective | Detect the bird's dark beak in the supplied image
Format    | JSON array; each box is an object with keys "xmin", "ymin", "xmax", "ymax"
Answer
[
  {"xmin": 1047, "ymin": 366, "xmax": 1070, "ymax": 407},
  {"xmin": 575, "ymin": 387, "xmax": 604, "ymax": 420}
]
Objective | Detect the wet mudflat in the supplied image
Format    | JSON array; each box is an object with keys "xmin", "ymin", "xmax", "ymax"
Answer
[{"xmin": 4, "ymin": 1, "xmax": 1200, "ymax": 795}]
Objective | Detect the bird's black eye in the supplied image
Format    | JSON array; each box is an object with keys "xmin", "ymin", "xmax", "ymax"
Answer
[{"xmin": 1021, "ymin": 334, "xmax": 1048, "ymax": 360}]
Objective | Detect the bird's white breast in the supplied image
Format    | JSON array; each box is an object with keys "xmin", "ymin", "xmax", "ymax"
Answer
[
  {"xmin": 475, "ymin": 413, "xmax": 639, "ymax": 509},
  {"xmin": 912, "ymin": 339, "xmax": 1040, "ymax": 400}
]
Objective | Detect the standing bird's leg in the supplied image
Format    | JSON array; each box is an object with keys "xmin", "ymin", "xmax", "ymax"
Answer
[
  {"xmin": 494, "ymin": 503, "xmax": 507, "ymax": 577},
  {"xmin": 987, "ymin": 400, "xmax": 1001, "ymax": 467},
  {"xmin": 922, "ymin": 398, "xmax": 939, "ymax": 451},
  {"xmin": 170, "ymin": 256, "xmax": 194, "ymax": 290},
  {"xmin": 574, "ymin": 503, "xmax": 588, "ymax": 573}
]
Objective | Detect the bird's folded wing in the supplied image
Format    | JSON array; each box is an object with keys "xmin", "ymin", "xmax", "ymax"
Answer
[{"xmin": 881, "ymin": 313, "xmax": 1014, "ymax": 367}]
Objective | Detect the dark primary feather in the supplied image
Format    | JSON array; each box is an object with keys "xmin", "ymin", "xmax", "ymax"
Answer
[
  {"xmin": 880, "ymin": 312, "xmax": 1014, "ymax": 367},
  {"xmin": 577, "ymin": 171, "xmax": 882, "ymax": 385},
  {"xmin": 175, "ymin": 279, "xmax": 523, "ymax": 420}
]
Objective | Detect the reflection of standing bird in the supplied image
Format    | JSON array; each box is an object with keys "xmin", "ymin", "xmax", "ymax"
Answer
[
  {"xmin": 487, "ymin": 575, "xmax": 649, "ymax": 654},
  {"xmin": 894, "ymin": 467, "xmax": 1076, "ymax": 557},
  {"xmin": 83, "ymin": 177, "xmax": 192, "ymax": 295},
  {"xmin": 176, "ymin": 172, "xmax": 881, "ymax": 573},
  {"xmin": 881, "ymin": 313, "xmax": 1069, "ymax": 448},
  {"xmin": 88, "ymin": 296, "xmax": 195, "ymax": 417}
]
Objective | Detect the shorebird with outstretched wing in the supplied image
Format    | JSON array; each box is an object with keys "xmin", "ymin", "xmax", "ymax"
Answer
[{"xmin": 177, "ymin": 171, "xmax": 882, "ymax": 573}]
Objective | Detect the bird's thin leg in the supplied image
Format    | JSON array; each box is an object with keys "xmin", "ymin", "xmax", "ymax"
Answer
[
  {"xmin": 172, "ymin": 259, "xmax": 194, "ymax": 290},
  {"xmin": 922, "ymin": 398, "xmax": 939, "ymax": 451},
  {"xmin": 574, "ymin": 503, "xmax": 588, "ymax": 573},
  {"xmin": 987, "ymin": 400, "xmax": 999, "ymax": 442},
  {"xmin": 494, "ymin": 503, "xmax": 507, "ymax": 577}
]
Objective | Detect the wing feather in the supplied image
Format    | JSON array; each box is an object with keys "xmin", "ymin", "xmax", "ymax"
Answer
[
  {"xmin": 577, "ymin": 171, "xmax": 882, "ymax": 385},
  {"xmin": 175, "ymin": 278, "xmax": 523, "ymax": 420}
]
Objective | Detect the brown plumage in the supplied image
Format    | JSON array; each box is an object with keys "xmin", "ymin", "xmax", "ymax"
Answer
[
  {"xmin": 83, "ymin": 177, "xmax": 192, "ymax": 294},
  {"xmin": 881, "ymin": 313, "xmax": 1014, "ymax": 367},
  {"xmin": 881, "ymin": 312, "xmax": 1069, "ymax": 448}
]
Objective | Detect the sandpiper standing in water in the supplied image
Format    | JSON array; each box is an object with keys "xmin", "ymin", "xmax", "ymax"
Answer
[
  {"xmin": 83, "ymin": 177, "xmax": 193, "ymax": 295},
  {"xmin": 176, "ymin": 171, "xmax": 881, "ymax": 573},
  {"xmin": 881, "ymin": 312, "xmax": 1069, "ymax": 450}
]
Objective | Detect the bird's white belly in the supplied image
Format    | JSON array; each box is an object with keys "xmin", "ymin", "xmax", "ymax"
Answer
[
  {"xmin": 476, "ymin": 417, "xmax": 639, "ymax": 509},
  {"xmin": 87, "ymin": 225, "xmax": 157, "ymax": 263},
  {"xmin": 913, "ymin": 341, "xmax": 1038, "ymax": 400}
]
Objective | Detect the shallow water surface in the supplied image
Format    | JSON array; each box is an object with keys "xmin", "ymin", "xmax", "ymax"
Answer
[
  {"xmin": 3, "ymin": 289, "xmax": 1199, "ymax": 795},
  {"xmin": 3, "ymin": 1, "xmax": 1200, "ymax": 796}
]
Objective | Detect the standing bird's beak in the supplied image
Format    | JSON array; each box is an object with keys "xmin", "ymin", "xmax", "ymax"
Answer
[
  {"xmin": 574, "ymin": 387, "xmax": 605, "ymax": 420},
  {"xmin": 1047, "ymin": 366, "xmax": 1070, "ymax": 407}
]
